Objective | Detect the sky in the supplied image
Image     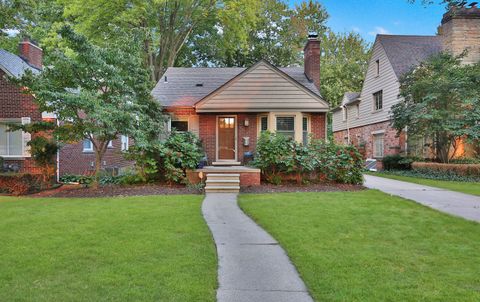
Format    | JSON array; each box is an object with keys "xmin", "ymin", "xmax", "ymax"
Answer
[{"xmin": 291, "ymin": 0, "xmax": 448, "ymax": 42}]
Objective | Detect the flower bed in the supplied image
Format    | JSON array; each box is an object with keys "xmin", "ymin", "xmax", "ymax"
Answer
[
  {"xmin": 412, "ymin": 162, "xmax": 480, "ymax": 179},
  {"xmin": 0, "ymin": 173, "xmax": 45, "ymax": 196}
]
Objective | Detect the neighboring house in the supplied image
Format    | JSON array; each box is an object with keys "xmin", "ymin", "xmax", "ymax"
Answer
[
  {"xmin": 332, "ymin": 6, "xmax": 480, "ymax": 169},
  {"xmin": 151, "ymin": 35, "xmax": 329, "ymax": 169},
  {"xmin": 0, "ymin": 39, "xmax": 46, "ymax": 174}
]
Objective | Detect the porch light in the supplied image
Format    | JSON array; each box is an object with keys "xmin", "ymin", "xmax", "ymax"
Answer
[{"xmin": 244, "ymin": 118, "xmax": 249, "ymax": 127}]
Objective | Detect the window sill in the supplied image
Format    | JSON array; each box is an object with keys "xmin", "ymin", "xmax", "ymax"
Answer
[
  {"xmin": 0, "ymin": 156, "xmax": 28, "ymax": 160},
  {"xmin": 82, "ymin": 150, "xmax": 94, "ymax": 154},
  {"xmin": 372, "ymin": 109, "xmax": 383, "ymax": 114}
]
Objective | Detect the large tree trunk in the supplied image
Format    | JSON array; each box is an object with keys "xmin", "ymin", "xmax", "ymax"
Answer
[{"xmin": 92, "ymin": 142, "xmax": 107, "ymax": 189}]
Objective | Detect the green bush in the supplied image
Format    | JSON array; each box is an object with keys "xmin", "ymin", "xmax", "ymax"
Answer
[
  {"xmin": 377, "ymin": 169, "xmax": 480, "ymax": 182},
  {"xmin": 158, "ymin": 131, "xmax": 204, "ymax": 184},
  {"xmin": 253, "ymin": 132, "xmax": 364, "ymax": 185},
  {"xmin": 382, "ymin": 154, "xmax": 419, "ymax": 170}
]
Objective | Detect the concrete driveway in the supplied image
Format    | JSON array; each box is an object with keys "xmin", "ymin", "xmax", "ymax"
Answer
[{"xmin": 364, "ymin": 174, "xmax": 480, "ymax": 223}]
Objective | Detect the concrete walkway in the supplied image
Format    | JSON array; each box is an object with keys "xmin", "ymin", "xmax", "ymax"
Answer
[
  {"xmin": 364, "ymin": 174, "xmax": 480, "ymax": 223},
  {"xmin": 202, "ymin": 193, "xmax": 313, "ymax": 302}
]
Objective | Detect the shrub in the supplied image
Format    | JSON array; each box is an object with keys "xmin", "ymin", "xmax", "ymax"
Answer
[
  {"xmin": 450, "ymin": 157, "xmax": 480, "ymax": 164},
  {"xmin": 382, "ymin": 154, "xmax": 419, "ymax": 170},
  {"xmin": 253, "ymin": 132, "xmax": 364, "ymax": 185},
  {"xmin": 412, "ymin": 162, "xmax": 480, "ymax": 178},
  {"xmin": 377, "ymin": 169, "xmax": 480, "ymax": 182},
  {"xmin": 158, "ymin": 132, "xmax": 204, "ymax": 184},
  {"xmin": 0, "ymin": 173, "xmax": 44, "ymax": 195}
]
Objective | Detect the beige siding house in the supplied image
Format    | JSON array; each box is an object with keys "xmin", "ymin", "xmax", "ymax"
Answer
[{"xmin": 332, "ymin": 6, "xmax": 480, "ymax": 169}]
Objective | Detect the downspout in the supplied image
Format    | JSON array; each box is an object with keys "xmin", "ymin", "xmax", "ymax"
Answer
[
  {"xmin": 343, "ymin": 105, "xmax": 350, "ymax": 144},
  {"xmin": 56, "ymin": 118, "xmax": 60, "ymax": 183}
]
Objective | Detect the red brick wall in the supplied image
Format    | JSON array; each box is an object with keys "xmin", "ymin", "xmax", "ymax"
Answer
[
  {"xmin": 310, "ymin": 113, "xmax": 327, "ymax": 139},
  {"xmin": 59, "ymin": 136, "xmax": 134, "ymax": 176},
  {"xmin": 0, "ymin": 70, "xmax": 43, "ymax": 173},
  {"xmin": 199, "ymin": 114, "xmax": 216, "ymax": 163},
  {"xmin": 333, "ymin": 120, "xmax": 405, "ymax": 169}
]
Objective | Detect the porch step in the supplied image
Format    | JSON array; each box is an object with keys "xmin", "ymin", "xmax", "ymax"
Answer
[{"xmin": 205, "ymin": 173, "xmax": 240, "ymax": 193}]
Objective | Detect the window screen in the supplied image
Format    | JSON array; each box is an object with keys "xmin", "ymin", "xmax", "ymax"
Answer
[
  {"xmin": 374, "ymin": 134, "xmax": 384, "ymax": 158},
  {"xmin": 374, "ymin": 90, "xmax": 383, "ymax": 111},
  {"xmin": 171, "ymin": 121, "xmax": 188, "ymax": 132},
  {"xmin": 276, "ymin": 116, "xmax": 295, "ymax": 138},
  {"xmin": 302, "ymin": 117, "xmax": 309, "ymax": 145},
  {"xmin": 0, "ymin": 123, "xmax": 22, "ymax": 156}
]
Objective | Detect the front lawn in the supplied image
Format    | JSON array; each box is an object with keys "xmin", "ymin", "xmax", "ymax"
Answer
[
  {"xmin": 367, "ymin": 171, "xmax": 480, "ymax": 196},
  {"xmin": 239, "ymin": 191, "xmax": 480, "ymax": 301},
  {"xmin": 0, "ymin": 195, "xmax": 216, "ymax": 302}
]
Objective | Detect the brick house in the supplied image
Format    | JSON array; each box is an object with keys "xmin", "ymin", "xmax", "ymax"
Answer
[
  {"xmin": 151, "ymin": 35, "xmax": 328, "ymax": 188},
  {"xmin": 332, "ymin": 6, "xmax": 480, "ymax": 169},
  {"xmin": 0, "ymin": 39, "xmax": 47, "ymax": 174}
]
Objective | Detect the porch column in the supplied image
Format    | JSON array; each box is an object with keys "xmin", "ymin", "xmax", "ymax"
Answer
[
  {"xmin": 294, "ymin": 112, "xmax": 303, "ymax": 143},
  {"xmin": 267, "ymin": 112, "xmax": 276, "ymax": 132}
]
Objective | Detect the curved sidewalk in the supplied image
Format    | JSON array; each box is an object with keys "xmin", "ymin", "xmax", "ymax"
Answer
[
  {"xmin": 202, "ymin": 193, "xmax": 313, "ymax": 302},
  {"xmin": 364, "ymin": 175, "xmax": 480, "ymax": 223}
]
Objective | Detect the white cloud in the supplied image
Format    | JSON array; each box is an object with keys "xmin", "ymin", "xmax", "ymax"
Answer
[{"xmin": 368, "ymin": 26, "xmax": 391, "ymax": 37}]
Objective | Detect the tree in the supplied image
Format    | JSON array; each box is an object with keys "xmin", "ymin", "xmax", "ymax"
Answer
[
  {"xmin": 14, "ymin": 26, "xmax": 165, "ymax": 186},
  {"xmin": 320, "ymin": 30, "xmax": 371, "ymax": 107},
  {"xmin": 391, "ymin": 52, "xmax": 480, "ymax": 163}
]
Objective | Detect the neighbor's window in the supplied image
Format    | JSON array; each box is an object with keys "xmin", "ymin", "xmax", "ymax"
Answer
[
  {"xmin": 302, "ymin": 116, "xmax": 309, "ymax": 145},
  {"xmin": 171, "ymin": 120, "xmax": 188, "ymax": 132},
  {"xmin": 121, "ymin": 135, "xmax": 129, "ymax": 151},
  {"xmin": 276, "ymin": 116, "xmax": 295, "ymax": 138},
  {"xmin": 356, "ymin": 104, "xmax": 360, "ymax": 118},
  {"xmin": 260, "ymin": 116, "xmax": 268, "ymax": 132},
  {"xmin": 373, "ymin": 90, "xmax": 383, "ymax": 111},
  {"xmin": 375, "ymin": 59, "xmax": 380, "ymax": 76},
  {"xmin": 83, "ymin": 139, "xmax": 93, "ymax": 152},
  {"xmin": 0, "ymin": 122, "xmax": 22, "ymax": 156},
  {"xmin": 107, "ymin": 140, "xmax": 113, "ymax": 148},
  {"xmin": 342, "ymin": 107, "xmax": 347, "ymax": 121},
  {"xmin": 373, "ymin": 133, "xmax": 384, "ymax": 158}
]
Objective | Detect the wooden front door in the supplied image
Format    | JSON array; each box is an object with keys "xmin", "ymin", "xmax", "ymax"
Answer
[{"xmin": 217, "ymin": 116, "xmax": 236, "ymax": 161}]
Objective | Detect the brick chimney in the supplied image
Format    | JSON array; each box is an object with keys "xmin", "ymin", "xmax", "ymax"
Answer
[
  {"xmin": 438, "ymin": 4, "xmax": 480, "ymax": 64},
  {"xmin": 304, "ymin": 34, "xmax": 321, "ymax": 90},
  {"xmin": 18, "ymin": 38, "xmax": 43, "ymax": 70}
]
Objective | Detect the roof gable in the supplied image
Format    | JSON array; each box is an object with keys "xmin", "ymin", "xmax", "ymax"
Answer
[
  {"xmin": 0, "ymin": 49, "xmax": 40, "ymax": 78},
  {"xmin": 195, "ymin": 60, "xmax": 329, "ymax": 112}
]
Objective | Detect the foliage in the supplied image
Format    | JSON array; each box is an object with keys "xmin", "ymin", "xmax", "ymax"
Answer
[
  {"xmin": 372, "ymin": 168, "xmax": 480, "ymax": 182},
  {"xmin": 0, "ymin": 173, "xmax": 44, "ymax": 195},
  {"xmin": 320, "ymin": 30, "xmax": 371, "ymax": 108},
  {"xmin": 382, "ymin": 154, "xmax": 419, "ymax": 170},
  {"xmin": 253, "ymin": 132, "xmax": 363, "ymax": 185},
  {"xmin": 412, "ymin": 161, "xmax": 480, "ymax": 178},
  {"xmin": 392, "ymin": 52, "xmax": 480, "ymax": 163},
  {"xmin": 450, "ymin": 157, "xmax": 480, "ymax": 164},
  {"xmin": 14, "ymin": 25, "xmax": 164, "ymax": 186},
  {"xmin": 158, "ymin": 132, "xmax": 204, "ymax": 184}
]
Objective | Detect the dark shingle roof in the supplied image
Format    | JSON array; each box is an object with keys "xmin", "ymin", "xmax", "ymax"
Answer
[
  {"xmin": 152, "ymin": 66, "xmax": 320, "ymax": 107},
  {"xmin": 0, "ymin": 49, "xmax": 40, "ymax": 78},
  {"xmin": 342, "ymin": 92, "xmax": 361, "ymax": 106},
  {"xmin": 377, "ymin": 35, "xmax": 443, "ymax": 78}
]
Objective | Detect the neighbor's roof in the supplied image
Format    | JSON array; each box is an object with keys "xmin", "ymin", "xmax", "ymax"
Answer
[
  {"xmin": 152, "ymin": 66, "xmax": 321, "ymax": 107},
  {"xmin": 342, "ymin": 92, "xmax": 361, "ymax": 106},
  {"xmin": 377, "ymin": 35, "xmax": 443, "ymax": 78},
  {"xmin": 0, "ymin": 49, "xmax": 40, "ymax": 78}
]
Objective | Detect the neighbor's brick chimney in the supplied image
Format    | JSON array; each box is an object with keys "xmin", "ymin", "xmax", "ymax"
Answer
[
  {"xmin": 18, "ymin": 37, "xmax": 43, "ymax": 70},
  {"xmin": 304, "ymin": 34, "xmax": 320, "ymax": 90},
  {"xmin": 438, "ymin": 4, "xmax": 480, "ymax": 64}
]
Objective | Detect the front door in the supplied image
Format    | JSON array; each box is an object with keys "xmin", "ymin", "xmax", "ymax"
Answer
[{"xmin": 217, "ymin": 116, "xmax": 236, "ymax": 161}]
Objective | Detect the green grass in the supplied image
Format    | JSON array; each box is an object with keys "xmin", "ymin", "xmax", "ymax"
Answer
[
  {"xmin": 366, "ymin": 171, "xmax": 480, "ymax": 196},
  {"xmin": 239, "ymin": 191, "xmax": 480, "ymax": 301},
  {"xmin": 0, "ymin": 195, "xmax": 217, "ymax": 302}
]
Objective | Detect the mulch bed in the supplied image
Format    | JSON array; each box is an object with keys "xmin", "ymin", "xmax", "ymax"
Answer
[
  {"xmin": 241, "ymin": 183, "xmax": 365, "ymax": 194},
  {"xmin": 23, "ymin": 182, "xmax": 364, "ymax": 198}
]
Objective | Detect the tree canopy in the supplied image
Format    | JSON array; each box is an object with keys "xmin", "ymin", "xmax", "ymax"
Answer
[{"xmin": 391, "ymin": 52, "xmax": 480, "ymax": 162}]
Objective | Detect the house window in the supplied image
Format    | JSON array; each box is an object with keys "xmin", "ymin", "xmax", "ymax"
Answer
[
  {"xmin": 260, "ymin": 116, "xmax": 268, "ymax": 132},
  {"xmin": 342, "ymin": 107, "xmax": 348, "ymax": 121},
  {"xmin": 375, "ymin": 59, "xmax": 380, "ymax": 76},
  {"xmin": 373, "ymin": 133, "xmax": 384, "ymax": 158},
  {"xmin": 276, "ymin": 116, "xmax": 295, "ymax": 139},
  {"xmin": 302, "ymin": 116, "xmax": 309, "ymax": 145},
  {"xmin": 121, "ymin": 135, "xmax": 129, "ymax": 151},
  {"xmin": 107, "ymin": 140, "xmax": 113, "ymax": 148},
  {"xmin": 356, "ymin": 104, "xmax": 360, "ymax": 118},
  {"xmin": 83, "ymin": 139, "xmax": 93, "ymax": 152},
  {"xmin": 171, "ymin": 120, "xmax": 188, "ymax": 132},
  {"xmin": 373, "ymin": 90, "xmax": 383, "ymax": 111},
  {"xmin": 0, "ymin": 122, "xmax": 22, "ymax": 156}
]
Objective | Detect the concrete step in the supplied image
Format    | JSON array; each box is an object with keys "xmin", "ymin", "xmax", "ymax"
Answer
[
  {"xmin": 206, "ymin": 173, "xmax": 240, "ymax": 179},
  {"xmin": 205, "ymin": 185, "xmax": 240, "ymax": 193},
  {"xmin": 206, "ymin": 179, "xmax": 240, "ymax": 184}
]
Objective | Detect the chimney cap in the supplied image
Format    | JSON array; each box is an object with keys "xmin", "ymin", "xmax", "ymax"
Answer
[{"xmin": 308, "ymin": 33, "xmax": 319, "ymax": 40}]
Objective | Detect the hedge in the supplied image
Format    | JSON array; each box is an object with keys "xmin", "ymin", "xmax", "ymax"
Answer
[
  {"xmin": 0, "ymin": 173, "xmax": 44, "ymax": 196},
  {"xmin": 411, "ymin": 162, "xmax": 480, "ymax": 177}
]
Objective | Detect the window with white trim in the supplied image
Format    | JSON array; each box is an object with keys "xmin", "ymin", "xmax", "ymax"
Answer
[
  {"xmin": 356, "ymin": 104, "xmax": 360, "ymax": 118},
  {"xmin": 0, "ymin": 122, "xmax": 22, "ymax": 156},
  {"xmin": 302, "ymin": 116, "xmax": 309, "ymax": 145},
  {"xmin": 373, "ymin": 133, "xmax": 384, "ymax": 158},
  {"xmin": 276, "ymin": 116, "xmax": 295, "ymax": 139},
  {"xmin": 375, "ymin": 59, "xmax": 380, "ymax": 76},
  {"xmin": 171, "ymin": 120, "xmax": 188, "ymax": 132},
  {"xmin": 107, "ymin": 140, "xmax": 113, "ymax": 148},
  {"xmin": 373, "ymin": 90, "xmax": 383, "ymax": 111},
  {"xmin": 260, "ymin": 116, "xmax": 268, "ymax": 132},
  {"xmin": 83, "ymin": 139, "xmax": 93, "ymax": 152},
  {"xmin": 121, "ymin": 135, "xmax": 129, "ymax": 151},
  {"xmin": 342, "ymin": 107, "xmax": 347, "ymax": 121}
]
